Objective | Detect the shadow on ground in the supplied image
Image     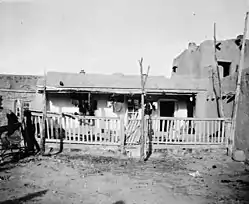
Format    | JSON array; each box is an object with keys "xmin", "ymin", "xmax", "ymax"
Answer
[
  {"xmin": 113, "ymin": 201, "xmax": 125, "ymax": 204},
  {"xmin": 0, "ymin": 190, "xmax": 48, "ymax": 204}
]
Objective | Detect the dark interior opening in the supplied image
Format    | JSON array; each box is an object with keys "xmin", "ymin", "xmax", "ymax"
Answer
[
  {"xmin": 187, "ymin": 100, "xmax": 194, "ymax": 117},
  {"xmin": 160, "ymin": 101, "xmax": 175, "ymax": 132},
  {"xmin": 218, "ymin": 61, "xmax": 231, "ymax": 77},
  {"xmin": 172, "ymin": 66, "xmax": 177, "ymax": 73}
]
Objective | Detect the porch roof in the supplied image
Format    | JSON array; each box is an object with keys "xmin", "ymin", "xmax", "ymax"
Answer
[{"xmin": 37, "ymin": 71, "xmax": 208, "ymax": 94}]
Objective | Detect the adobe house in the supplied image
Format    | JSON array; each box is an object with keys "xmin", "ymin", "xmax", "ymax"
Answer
[
  {"xmin": 0, "ymin": 74, "xmax": 42, "ymax": 122},
  {"xmin": 172, "ymin": 35, "xmax": 249, "ymax": 118},
  {"xmin": 172, "ymin": 35, "xmax": 249, "ymax": 79},
  {"xmin": 172, "ymin": 36, "xmax": 249, "ymax": 159},
  {"xmin": 36, "ymin": 71, "xmax": 208, "ymax": 121}
]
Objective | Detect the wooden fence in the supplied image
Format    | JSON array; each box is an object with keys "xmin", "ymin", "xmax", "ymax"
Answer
[
  {"xmin": 31, "ymin": 111, "xmax": 122, "ymax": 145},
  {"xmin": 148, "ymin": 117, "xmax": 231, "ymax": 145},
  {"xmin": 30, "ymin": 111, "xmax": 231, "ymax": 147}
]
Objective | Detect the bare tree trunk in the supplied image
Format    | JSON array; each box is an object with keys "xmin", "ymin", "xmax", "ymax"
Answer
[
  {"xmin": 213, "ymin": 23, "xmax": 224, "ymax": 118},
  {"xmin": 138, "ymin": 58, "xmax": 150, "ymax": 161},
  {"xmin": 40, "ymin": 70, "xmax": 47, "ymax": 155},
  {"xmin": 139, "ymin": 58, "xmax": 145, "ymax": 161}
]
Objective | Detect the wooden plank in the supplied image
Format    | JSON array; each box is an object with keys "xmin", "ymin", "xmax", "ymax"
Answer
[
  {"xmin": 221, "ymin": 120, "xmax": 225, "ymax": 144},
  {"xmin": 54, "ymin": 117, "xmax": 59, "ymax": 140},
  {"xmin": 210, "ymin": 121, "xmax": 213, "ymax": 143},
  {"xmin": 161, "ymin": 119, "xmax": 165, "ymax": 143},
  {"xmin": 207, "ymin": 120, "xmax": 210, "ymax": 143},
  {"xmin": 90, "ymin": 118, "xmax": 93, "ymax": 142},
  {"xmin": 75, "ymin": 117, "xmax": 79, "ymax": 141},
  {"xmin": 201, "ymin": 121, "xmax": 204, "ymax": 143},
  {"xmin": 152, "ymin": 116, "xmax": 228, "ymax": 121},
  {"xmin": 156, "ymin": 118, "xmax": 159, "ymax": 143},
  {"xmin": 152, "ymin": 144, "xmax": 227, "ymax": 149},
  {"xmin": 34, "ymin": 116, "xmax": 38, "ymax": 139},
  {"xmin": 202, "ymin": 121, "xmax": 205, "ymax": 143},
  {"xmin": 38, "ymin": 116, "xmax": 42, "ymax": 139},
  {"xmin": 214, "ymin": 121, "xmax": 217, "ymax": 143},
  {"xmin": 217, "ymin": 120, "xmax": 221, "ymax": 143},
  {"xmin": 120, "ymin": 117, "xmax": 125, "ymax": 152},
  {"xmin": 50, "ymin": 117, "xmax": 54, "ymax": 139},
  {"xmin": 185, "ymin": 120, "xmax": 189, "ymax": 142},
  {"xmin": 38, "ymin": 138, "xmax": 119, "ymax": 145},
  {"xmin": 167, "ymin": 119, "xmax": 171, "ymax": 142},
  {"xmin": 68, "ymin": 117, "xmax": 72, "ymax": 141},
  {"xmin": 46, "ymin": 117, "xmax": 50, "ymax": 139},
  {"xmin": 98, "ymin": 118, "xmax": 102, "ymax": 142},
  {"xmin": 193, "ymin": 120, "xmax": 197, "ymax": 143},
  {"xmin": 72, "ymin": 117, "xmax": 76, "ymax": 142}
]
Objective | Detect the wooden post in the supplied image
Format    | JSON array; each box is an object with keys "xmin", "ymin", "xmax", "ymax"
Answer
[
  {"xmin": 40, "ymin": 70, "xmax": 47, "ymax": 155},
  {"xmin": 230, "ymin": 12, "xmax": 249, "ymax": 154},
  {"xmin": 213, "ymin": 23, "xmax": 224, "ymax": 118},
  {"xmin": 139, "ymin": 58, "xmax": 145, "ymax": 160},
  {"xmin": 138, "ymin": 58, "xmax": 150, "ymax": 161},
  {"xmin": 59, "ymin": 115, "xmax": 63, "ymax": 153}
]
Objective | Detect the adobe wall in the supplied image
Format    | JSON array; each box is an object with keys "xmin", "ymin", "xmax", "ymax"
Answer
[
  {"xmin": 234, "ymin": 68, "xmax": 249, "ymax": 156},
  {"xmin": 0, "ymin": 74, "xmax": 43, "ymax": 112},
  {"xmin": 0, "ymin": 91, "xmax": 37, "ymax": 111},
  {"xmin": 172, "ymin": 38, "xmax": 249, "ymax": 79}
]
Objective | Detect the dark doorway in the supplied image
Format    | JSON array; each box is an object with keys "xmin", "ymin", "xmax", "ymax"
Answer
[
  {"xmin": 160, "ymin": 101, "xmax": 175, "ymax": 117},
  {"xmin": 187, "ymin": 101, "xmax": 194, "ymax": 117},
  {"xmin": 218, "ymin": 61, "xmax": 231, "ymax": 77},
  {"xmin": 160, "ymin": 101, "xmax": 175, "ymax": 132}
]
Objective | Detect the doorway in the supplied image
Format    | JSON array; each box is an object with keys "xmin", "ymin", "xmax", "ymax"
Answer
[
  {"xmin": 160, "ymin": 101, "xmax": 175, "ymax": 117},
  {"xmin": 159, "ymin": 101, "xmax": 175, "ymax": 132}
]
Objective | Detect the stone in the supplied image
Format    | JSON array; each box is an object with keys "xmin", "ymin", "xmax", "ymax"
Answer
[{"xmin": 232, "ymin": 150, "xmax": 246, "ymax": 162}]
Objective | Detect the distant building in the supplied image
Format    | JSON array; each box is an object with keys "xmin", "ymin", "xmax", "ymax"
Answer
[{"xmin": 0, "ymin": 74, "xmax": 42, "ymax": 119}]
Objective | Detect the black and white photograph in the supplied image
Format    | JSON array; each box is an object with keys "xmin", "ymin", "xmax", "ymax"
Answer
[{"xmin": 0, "ymin": 0, "xmax": 249, "ymax": 203}]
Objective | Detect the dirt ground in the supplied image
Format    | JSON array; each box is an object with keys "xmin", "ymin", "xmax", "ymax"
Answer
[{"xmin": 0, "ymin": 148, "xmax": 249, "ymax": 204}]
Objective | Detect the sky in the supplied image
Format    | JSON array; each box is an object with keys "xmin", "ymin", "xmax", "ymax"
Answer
[{"xmin": 0, "ymin": 0, "xmax": 248, "ymax": 77}]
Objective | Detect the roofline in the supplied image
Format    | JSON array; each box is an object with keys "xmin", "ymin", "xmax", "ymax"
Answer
[
  {"xmin": 0, "ymin": 74, "xmax": 42, "ymax": 77},
  {"xmin": 0, "ymin": 88, "xmax": 36, "ymax": 93},
  {"xmin": 37, "ymin": 87, "xmax": 206, "ymax": 94}
]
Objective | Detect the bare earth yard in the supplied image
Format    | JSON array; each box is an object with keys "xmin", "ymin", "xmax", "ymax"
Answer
[{"xmin": 0, "ymin": 148, "xmax": 249, "ymax": 204}]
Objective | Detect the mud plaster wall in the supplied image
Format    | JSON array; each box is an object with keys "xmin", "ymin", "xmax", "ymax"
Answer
[
  {"xmin": 47, "ymin": 93, "xmax": 128, "ymax": 118},
  {"xmin": 0, "ymin": 91, "xmax": 42, "ymax": 126},
  {"xmin": 203, "ymin": 67, "xmax": 249, "ymax": 154},
  {"xmin": 172, "ymin": 39, "xmax": 249, "ymax": 79},
  {"xmin": 0, "ymin": 91, "xmax": 37, "ymax": 111},
  {"xmin": 0, "ymin": 74, "xmax": 42, "ymax": 111},
  {"xmin": 195, "ymin": 92, "xmax": 207, "ymax": 118},
  {"xmin": 234, "ymin": 69, "xmax": 249, "ymax": 155}
]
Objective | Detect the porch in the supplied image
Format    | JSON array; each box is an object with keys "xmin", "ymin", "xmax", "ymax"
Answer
[{"xmin": 30, "ymin": 110, "xmax": 231, "ymax": 149}]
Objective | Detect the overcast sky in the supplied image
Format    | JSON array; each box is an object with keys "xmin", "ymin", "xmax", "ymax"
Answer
[{"xmin": 0, "ymin": 0, "xmax": 248, "ymax": 77}]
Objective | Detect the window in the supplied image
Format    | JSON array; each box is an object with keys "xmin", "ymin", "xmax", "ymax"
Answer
[
  {"xmin": 23, "ymin": 101, "xmax": 31, "ymax": 110},
  {"xmin": 218, "ymin": 61, "xmax": 231, "ymax": 77}
]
